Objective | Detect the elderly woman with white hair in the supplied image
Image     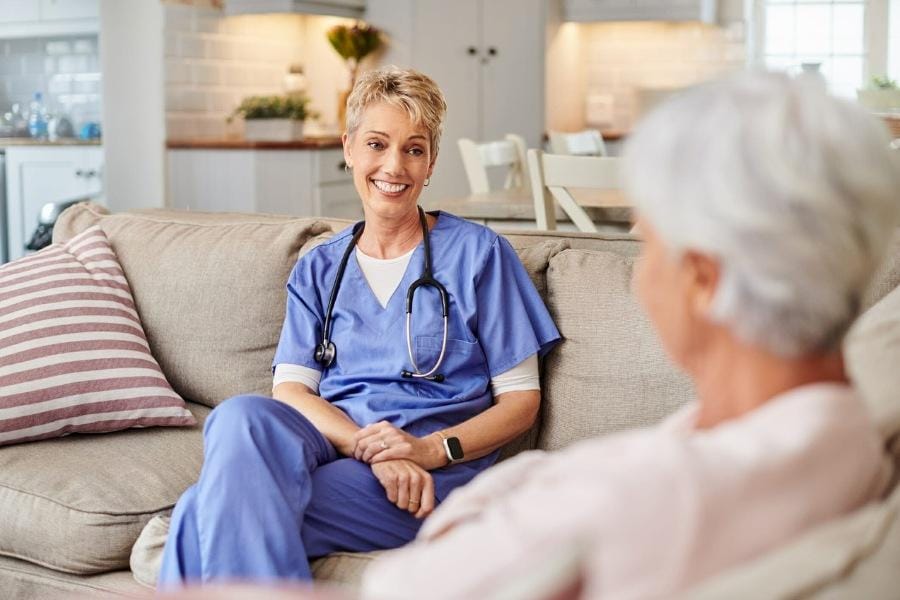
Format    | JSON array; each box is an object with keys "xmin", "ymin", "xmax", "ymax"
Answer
[{"xmin": 361, "ymin": 71, "xmax": 900, "ymax": 599}]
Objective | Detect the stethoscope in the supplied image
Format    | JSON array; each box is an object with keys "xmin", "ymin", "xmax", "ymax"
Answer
[{"xmin": 314, "ymin": 206, "xmax": 450, "ymax": 383}]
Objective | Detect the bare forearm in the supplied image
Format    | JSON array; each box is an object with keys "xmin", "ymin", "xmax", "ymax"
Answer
[
  {"xmin": 443, "ymin": 390, "xmax": 540, "ymax": 464},
  {"xmin": 272, "ymin": 382, "xmax": 359, "ymax": 455}
]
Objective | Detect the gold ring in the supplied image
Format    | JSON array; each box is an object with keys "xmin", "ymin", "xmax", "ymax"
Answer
[{"xmin": 409, "ymin": 500, "xmax": 420, "ymax": 505}]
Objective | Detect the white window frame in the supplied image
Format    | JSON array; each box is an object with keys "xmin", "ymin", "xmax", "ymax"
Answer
[{"xmin": 749, "ymin": 0, "xmax": 891, "ymax": 84}]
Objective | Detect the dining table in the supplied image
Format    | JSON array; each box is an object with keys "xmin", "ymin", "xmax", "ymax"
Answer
[{"xmin": 423, "ymin": 188, "xmax": 632, "ymax": 230}]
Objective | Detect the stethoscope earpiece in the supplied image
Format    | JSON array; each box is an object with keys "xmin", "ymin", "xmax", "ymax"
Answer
[{"xmin": 314, "ymin": 206, "xmax": 449, "ymax": 383}]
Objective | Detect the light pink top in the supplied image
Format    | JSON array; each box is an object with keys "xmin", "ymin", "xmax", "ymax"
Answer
[{"xmin": 362, "ymin": 384, "xmax": 888, "ymax": 599}]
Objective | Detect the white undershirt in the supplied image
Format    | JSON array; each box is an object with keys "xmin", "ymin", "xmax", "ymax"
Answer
[
  {"xmin": 273, "ymin": 249, "xmax": 541, "ymax": 396},
  {"xmin": 355, "ymin": 247, "xmax": 416, "ymax": 309}
]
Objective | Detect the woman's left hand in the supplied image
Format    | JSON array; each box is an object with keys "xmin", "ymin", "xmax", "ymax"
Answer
[{"xmin": 353, "ymin": 421, "xmax": 445, "ymax": 470}]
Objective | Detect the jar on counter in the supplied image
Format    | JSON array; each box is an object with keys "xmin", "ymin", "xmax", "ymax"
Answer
[{"xmin": 284, "ymin": 64, "xmax": 307, "ymax": 98}]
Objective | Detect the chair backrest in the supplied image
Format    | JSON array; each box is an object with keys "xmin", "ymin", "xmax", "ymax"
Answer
[
  {"xmin": 547, "ymin": 129, "xmax": 608, "ymax": 157},
  {"xmin": 458, "ymin": 134, "xmax": 530, "ymax": 194},
  {"xmin": 527, "ymin": 148, "xmax": 623, "ymax": 232}
]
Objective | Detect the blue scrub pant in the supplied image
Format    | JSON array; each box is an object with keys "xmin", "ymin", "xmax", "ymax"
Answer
[{"xmin": 158, "ymin": 394, "xmax": 444, "ymax": 587}]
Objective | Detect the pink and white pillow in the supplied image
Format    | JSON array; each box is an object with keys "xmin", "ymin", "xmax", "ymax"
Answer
[{"xmin": 0, "ymin": 226, "xmax": 195, "ymax": 446}]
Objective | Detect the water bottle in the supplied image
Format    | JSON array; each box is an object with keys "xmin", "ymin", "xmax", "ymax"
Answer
[{"xmin": 28, "ymin": 92, "xmax": 48, "ymax": 139}]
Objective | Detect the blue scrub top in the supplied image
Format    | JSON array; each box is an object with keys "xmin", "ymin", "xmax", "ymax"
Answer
[{"xmin": 273, "ymin": 211, "xmax": 560, "ymax": 477}]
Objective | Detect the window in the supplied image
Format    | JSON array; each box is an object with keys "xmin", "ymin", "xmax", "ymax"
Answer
[
  {"xmin": 890, "ymin": 0, "xmax": 900, "ymax": 79},
  {"xmin": 757, "ymin": 0, "xmax": 867, "ymax": 97}
]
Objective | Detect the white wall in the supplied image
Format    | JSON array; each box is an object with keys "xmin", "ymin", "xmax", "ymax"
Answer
[{"xmin": 99, "ymin": 0, "xmax": 165, "ymax": 210}]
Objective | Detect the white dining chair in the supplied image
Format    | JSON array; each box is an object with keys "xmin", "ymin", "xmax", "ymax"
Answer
[
  {"xmin": 458, "ymin": 134, "xmax": 530, "ymax": 194},
  {"xmin": 527, "ymin": 148, "xmax": 623, "ymax": 232},
  {"xmin": 547, "ymin": 129, "xmax": 608, "ymax": 157}
]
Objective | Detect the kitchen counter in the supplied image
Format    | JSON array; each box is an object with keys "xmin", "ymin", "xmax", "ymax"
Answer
[
  {"xmin": 0, "ymin": 138, "xmax": 101, "ymax": 146},
  {"xmin": 167, "ymin": 137, "xmax": 343, "ymax": 150}
]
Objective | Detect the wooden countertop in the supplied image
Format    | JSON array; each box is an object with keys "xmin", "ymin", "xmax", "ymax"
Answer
[
  {"xmin": 424, "ymin": 188, "xmax": 632, "ymax": 223},
  {"xmin": 0, "ymin": 138, "xmax": 101, "ymax": 146},
  {"xmin": 167, "ymin": 137, "xmax": 343, "ymax": 150}
]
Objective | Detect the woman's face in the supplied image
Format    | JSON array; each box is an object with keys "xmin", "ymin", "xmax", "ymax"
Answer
[
  {"xmin": 343, "ymin": 102, "xmax": 435, "ymax": 221},
  {"xmin": 634, "ymin": 218, "xmax": 714, "ymax": 371}
]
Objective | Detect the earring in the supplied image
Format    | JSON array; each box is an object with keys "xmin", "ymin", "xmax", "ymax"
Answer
[
  {"xmin": 424, "ymin": 178, "xmax": 430, "ymax": 187},
  {"xmin": 344, "ymin": 162, "xmax": 352, "ymax": 172}
]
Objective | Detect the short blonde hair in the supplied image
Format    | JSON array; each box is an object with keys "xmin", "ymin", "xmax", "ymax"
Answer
[{"xmin": 345, "ymin": 66, "xmax": 447, "ymax": 159}]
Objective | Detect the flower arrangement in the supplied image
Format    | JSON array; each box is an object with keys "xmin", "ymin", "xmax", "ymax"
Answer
[
  {"xmin": 327, "ymin": 21, "xmax": 382, "ymax": 90},
  {"xmin": 228, "ymin": 95, "xmax": 314, "ymax": 122}
]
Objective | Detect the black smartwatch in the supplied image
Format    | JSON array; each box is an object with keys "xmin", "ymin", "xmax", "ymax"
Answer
[{"xmin": 437, "ymin": 431, "xmax": 464, "ymax": 464}]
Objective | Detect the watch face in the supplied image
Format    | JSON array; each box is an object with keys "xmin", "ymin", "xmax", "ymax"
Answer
[{"xmin": 447, "ymin": 436, "xmax": 464, "ymax": 460}]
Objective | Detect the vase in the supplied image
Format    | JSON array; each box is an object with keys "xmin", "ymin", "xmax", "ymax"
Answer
[{"xmin": 243, "ymin": 119, "xmax": 304, "ymax": 142}]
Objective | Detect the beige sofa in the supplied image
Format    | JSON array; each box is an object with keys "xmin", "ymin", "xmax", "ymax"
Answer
[{"xmin": 2, "ymin": 203, "xmax": 899, "ymax": 599}]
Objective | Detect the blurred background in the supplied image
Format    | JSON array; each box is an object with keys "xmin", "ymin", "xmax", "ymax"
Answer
[{"xmin": 0, "ymin": 0, "xmax": 898, "ymax": 262}]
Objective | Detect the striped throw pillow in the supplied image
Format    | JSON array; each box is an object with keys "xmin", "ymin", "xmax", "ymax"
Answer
[{"xmin": 0, "ymin": 225, "xmax": 195, "ymax": 446}]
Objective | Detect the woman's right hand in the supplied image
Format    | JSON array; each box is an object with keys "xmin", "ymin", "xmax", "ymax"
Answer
[{"xmin": 371, "ymin": 459, "xmax": 436, "ymax": 519}]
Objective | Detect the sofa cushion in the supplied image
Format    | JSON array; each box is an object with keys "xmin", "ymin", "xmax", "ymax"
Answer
[
  {"xmin": 845, "ymin": 282, "xmax": 900, "ymax": 439},
  {"xmin": 0, "ymin": 402, "xmax": 208, "ymax": 574},
  {"xmin": 0, "ymin": 226, "xmax": 195, "ymax": 446},
  {"xmin": 0, "ymin": 555, "xmax": 144, "ymax": 600},
  {"xmin": 863, "ymin": 229, "xmax": 900, "ymax": 311},
  {"xmin": 539, "ymin": 249, "xmax": 695, "ymax": 450},
  {"xmin": 52, "ymin": 203, "xmax": 334, "ymax": 408}
]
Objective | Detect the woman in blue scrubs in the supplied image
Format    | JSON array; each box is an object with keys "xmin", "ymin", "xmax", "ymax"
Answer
[{"xmin": 158, "ymin": 66, "xmax": 560, "ymax": 586}]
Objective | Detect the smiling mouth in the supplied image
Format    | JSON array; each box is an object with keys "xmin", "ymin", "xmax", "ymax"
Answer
[{"xmin": 371, "ymin": 179, "xmax": 410, "ymax": 194}]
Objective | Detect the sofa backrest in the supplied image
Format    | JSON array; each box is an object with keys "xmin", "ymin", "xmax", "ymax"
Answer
[
  {"xmin": 53, "ymin": 203, "xmax": 334, "ymax": 408},
  {"xmin": 53, "ymin": 204, "xmax": 900, "ymax": 456}
]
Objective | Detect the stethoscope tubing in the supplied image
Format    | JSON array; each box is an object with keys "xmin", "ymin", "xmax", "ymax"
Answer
[{"xmin": 316, "ymin": 206, "xmax": 450, "ymax": 382}]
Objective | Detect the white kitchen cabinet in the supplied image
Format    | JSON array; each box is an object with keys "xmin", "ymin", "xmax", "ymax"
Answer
[
  {"xmin": 225, "ymin": 0, "xmax": 364, "ymax": 18},
  {"xmin": 366, "ymin": 0, "xmax": 548, "ymax": 202},
  {"xmin": 167, "ymin": 148, "xmax": 362, "ymax": 220},
  {"xmin": 40, "ymin": 0, "xmax": 99, "ymax": 21},
  {"xmin": 0, "ymin": 1, "xmax": 41, "ymax": 24},
  {"xmin": 563, "ymin": 0, "xmax": 717, "ymax": 23},
  {"xmin": 0, "ymin": 0, "xmax": 98, "ymax": 37},
  {"xmin": 5, "ymin": 146, "xmax": 104, "ymax": 261}
]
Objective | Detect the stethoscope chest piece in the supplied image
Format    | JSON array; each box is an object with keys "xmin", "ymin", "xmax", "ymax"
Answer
[{"xmin": 314, "ymin": 341, "xmax": 336, "ymax": 368}]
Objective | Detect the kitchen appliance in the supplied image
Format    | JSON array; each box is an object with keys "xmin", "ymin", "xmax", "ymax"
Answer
[{"xmin": 25, "ymin": 197, "xmax": 86, "ymax": 252}]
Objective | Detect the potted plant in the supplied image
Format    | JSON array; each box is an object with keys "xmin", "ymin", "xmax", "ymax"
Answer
[
  {"xmin": 229, "ymin": 95, "xmax": 315, "ymax": 141},
  {"xmin": 327, "ymin": 21, "xmax": 382, "ymax": 128},
  {"xmin": 857, "ymin": 76, "xmax": 900, "ymax": 113}
]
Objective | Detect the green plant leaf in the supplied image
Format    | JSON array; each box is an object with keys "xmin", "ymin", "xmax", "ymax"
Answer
[{"xmin": 228, "ymin": 95, "xmax": 315, "ymax": 121}]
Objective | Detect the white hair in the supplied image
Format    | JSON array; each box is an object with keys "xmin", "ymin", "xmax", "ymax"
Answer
[{"xmin": 623, "ymin": 70, "xmax": 900, "ymax": 357}]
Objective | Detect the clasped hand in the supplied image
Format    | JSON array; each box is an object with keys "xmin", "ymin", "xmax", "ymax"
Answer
[
  {"xmin": 353, "ymin": 421, "xmax": 444, "ymax": 519},
  {"xmin": 352, "ymin": 421, "xmax": 443, "ymax": 469}
]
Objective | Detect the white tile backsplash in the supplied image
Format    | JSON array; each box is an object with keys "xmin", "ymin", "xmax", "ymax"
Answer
[
  {"xmin": 581, "ymin": 22, "xmax": 746, "ymax": 130},
  {"xmin": 0, "ymin": 35, "xmax": 101, "ymax": 131},
  {"xmin": 163, "ymin": 5, "xmax": 353, "ymax": 139}
]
